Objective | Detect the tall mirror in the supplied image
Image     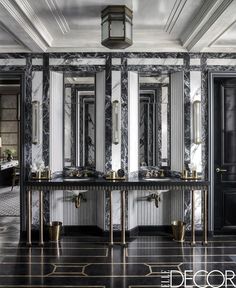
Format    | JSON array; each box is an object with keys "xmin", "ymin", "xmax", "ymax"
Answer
[
  {"xmin": 139, "ymin": 73, "xmax": 170, "ymax": 168},
  {"xmin": 64, "ymin": 74, "xmax": 96, "ymax": 168}
]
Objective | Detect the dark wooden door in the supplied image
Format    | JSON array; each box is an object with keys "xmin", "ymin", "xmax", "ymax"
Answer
[{"xmin": 214, "ymin": 77, "xmax": 236, "ymax": 233}]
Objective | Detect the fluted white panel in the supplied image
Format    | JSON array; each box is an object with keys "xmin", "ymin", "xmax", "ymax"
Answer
[
  {"xmin": 112, "ymin": 71, "xmax": 121, "ymax": 225},
  {"xmin": 128, "ymin": 71, "xmax": 139, "ymax": 229},
  {"xmin": 170, "ymin": 71, "xmax": 184, "ymax": 221},
  {"xmin": 50, "ymin": 71, "xmax": 64, "ymax": 222},
  {"xmin": 96, "ymin": 71, "xmax": 106, "ymax": 229},
  {"xmin": 128, "ymin": 71, "xmax": 139, "ymax": 175},
  {"xmin": 137, "ymin": 191, "xmax": 171, "ymax": 226},
  {"xmin": 50, "ymin": 71, "xmax": 63, "ymax": 173},
  {"xmin": 63, "ymin": 190, "xmax": 97, "ymax": 225},
  {"xmin": 171, "ymin": 72, "xmax": 184, "ymax": 172}
]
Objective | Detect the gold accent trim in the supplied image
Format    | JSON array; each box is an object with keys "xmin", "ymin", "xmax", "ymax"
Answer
[
  {"xmin": 109, "ymin": 189, "xmax": 113, "ymax": 245},
  {"xmin": 0, "ymin": 285, "xmax": 106, "ymax": 288},
  {"xmin": 129, "ymin": 286, "xmax": 163, "ymax": 288},
  {"xmin": 121, "ymin": 190, "xmax": 126, "ymax": 245},
  {"xmin": 0, "ymin": 248, "xmax": 108, "ymax": 258},
  {"xmin": 147, "ymin": 263, "xmax": 180, "ymax": 276},
  {"xmin": 191, "ymin": 189, "xmax": 195, "ymax": 245}
]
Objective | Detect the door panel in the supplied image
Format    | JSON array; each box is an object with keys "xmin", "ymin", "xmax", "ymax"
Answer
[
  {"xmin": 224, "ymin": 191, "xmax": 236, "ymax": 227},
  {"xmin": 214, "ymin": 77, "xmax": 236, "ymax": 233}
]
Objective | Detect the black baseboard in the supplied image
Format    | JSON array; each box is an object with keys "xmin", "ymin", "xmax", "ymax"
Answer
[
  {"xmin": 63, "ymin": 225, "xmax": 173, "ymax": 237},
  {"xmin": 20, "ymin": 225, "xmax": 213, "ymax": 241},
  {"xmin": 63, "ymin": 225, "xmax": 103, "ymax": 236},
  {"xmin": 213, "ymin": 229, "xmax": 236, "ymax": 236},
  {"xmin": 138, "ymin": 225, "xmax": 172, "ymax": 235}
]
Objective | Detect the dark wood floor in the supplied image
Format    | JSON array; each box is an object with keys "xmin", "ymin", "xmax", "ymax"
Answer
[{"xmin": 0, "ymin": 217, "xmax": 236, "ymax": 287}]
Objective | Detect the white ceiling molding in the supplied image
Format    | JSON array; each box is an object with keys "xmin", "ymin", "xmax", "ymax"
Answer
[
  {"xmin": 0, "ymin": 0, "xmax": 235, "ymax": 53},
  {"xmin": 14, "ymin": 0, "xmax": 53, "ymax": 46},
  {"xmin": 44, "ymin": 0, "xmax": 70, "ymax": 34},
  {"xmin": 0, "ymin": 21, "xmax": 27, "ymax": 48},
  {"xmin": 0, "ymin": 0, "xmax": 49, "ymax": 51},
  {"xmin": 181, "ymin": 0, "xmax": 234, "ymax": 51},
  {"xmin": 165, "ymin": 0, "xmax": 188, "ymax": 33},
  {"xmin": 0, "ymin": 45, "xmax": 30, "ymax": 53}
]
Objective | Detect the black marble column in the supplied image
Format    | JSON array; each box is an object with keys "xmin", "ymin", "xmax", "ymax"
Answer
[
  {"xmin": 71, "ymin": 85, "xmax": 77, "ymax": 166},
  {"xmin": 42, "ymin": 54, "xmax": 50, "ymax": 224},
  {"xmin": 42, "ymin": 54, "xmax": 50, "ymax": 166},
  {"xmin": 183, "ymin": 54, "xmax": 191, "ymax": 230},
  {"xmin": 120, "ymin": 56, "xmax": 128, "ymax": 173},
  {"xmin": 184, "ymin": 54, "xmax": 191, "ymax": 166},
  {"xmin": 104, "ymin": 54, "xmax": 112, "ymax": 231},
  {"xmin": 24, "ymin": 56, "xmax": 33, "ymax": 180},
  {"xmin": 105, "ymin": 54, "xmax": 112, "ymax": 173},
  {"xmin": 201, "ymin": 55, "xmax": 208, "ymax": 179}
]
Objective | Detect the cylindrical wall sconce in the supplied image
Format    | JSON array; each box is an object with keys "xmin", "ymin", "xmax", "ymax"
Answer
[
  {"xmin": 112, "ymin": 100, "xmax": 120, "ymax": 145},
  {"xmin": 32, "ymin": 101, "xmax": 40, "ymax": 144},
  {"xmin": 193, "ymin": 100, "xmax": 201, "ymax": 144}
]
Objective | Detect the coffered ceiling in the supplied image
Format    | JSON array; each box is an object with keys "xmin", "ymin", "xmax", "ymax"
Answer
[{"xmin": 0, "ymin": 0, "xmax": 235, "ymax": 53}]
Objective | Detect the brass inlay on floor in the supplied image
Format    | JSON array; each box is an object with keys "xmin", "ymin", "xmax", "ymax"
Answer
[
  {"xmin": 0, "ymin": 247, "xmax": 108, "ymax": 258},
  {"xmin": 0, "ymin": 285, "xmax": 106, "ymax": 288}
]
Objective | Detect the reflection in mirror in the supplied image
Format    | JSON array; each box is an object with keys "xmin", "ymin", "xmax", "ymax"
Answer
[
  {"xmin": 139, "ymin": 73, "xmax": 170, "ymax": 168},
  {"xmin": 64, "ymin": 74, "xmax": 96, "ymax": 168}
]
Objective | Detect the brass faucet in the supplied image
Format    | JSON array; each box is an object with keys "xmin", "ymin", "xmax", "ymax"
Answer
[
  {"xmin": 145, "ymin": 170, "xmax": 159, "ymax": 178},
  {"xmin": 74, "ymin": 193, "xmax": 87, "ymax": 208},
  {"xmin": 147, "ymin": 193, "xmax": 161, "ymax": 208}
]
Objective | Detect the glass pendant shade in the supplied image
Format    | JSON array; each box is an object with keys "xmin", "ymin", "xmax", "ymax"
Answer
[{"xmin": 101, "ymin": 5, "xmax": 133, "ymax": 49}]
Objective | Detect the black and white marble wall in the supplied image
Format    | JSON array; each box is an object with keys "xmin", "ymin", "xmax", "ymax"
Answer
[
  {"xmin": 84, "ymin": 100, "xmax": 95, "ymax": 167},
  {"xmin": 31, "ymin": 71, "xmax": 44, "ymax": 227},
  {"xmin": 120, "ymin": 56, "xmax": 129, "ymax": 173},
  {"xmin": 2, "ymin": 52, "xmax": 236, "ymax": 233},
  {"xmin": 185, "ymin": 69, "xmax": 202, "ymax": 230},
  {"xmin": 24, "ymin": 56, "xmax": 33, "ymax": 180},
  {"xmin": 71, "ymin": 86, "xmax": 77, "ymax": 167},
  {"xmin": 139, "ymin": 98, "xmax": 149, "ymax": 165},
  {"xmin": 105, "ymin": 54, "xmax": 112, "ymax": 173},
  {"xmin": 201, "ymin": 55, "xmax": 208, "ymax": 180},
  {"xmin": 64, "ymin": 87, "xmax": 72, "ymax": 166}
]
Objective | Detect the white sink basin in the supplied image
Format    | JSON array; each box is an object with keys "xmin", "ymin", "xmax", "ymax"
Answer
[
  {"xmin": 64, "ymin": 178, "xmax": 91, "ymax": 181},
  {"xmin": 144, "ymin": 178, "xmax": 171, "ymax": 181}
]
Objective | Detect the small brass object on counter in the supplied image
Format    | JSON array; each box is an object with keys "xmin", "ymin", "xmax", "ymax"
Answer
[
  {"xmin": 181, "ymin": 169, "xmax": 201, "ymax": 180},
  {"xmin": 159, "ymin": 169, "xmax": 165, "ymax": 178},
  {"xmin": 192, "ymin": 170, "xmax": 198, "ymax": 179},
  {"xmin": 105, "ymin": 170, "xmax": 126, "ymax": 180},
  {"xmin": 182, "ymin": 170, "xmax": 188, "ymax": 179},
  {"xmin": 31, "ymin": 168, "xmax": 52, "ymax": 180}
]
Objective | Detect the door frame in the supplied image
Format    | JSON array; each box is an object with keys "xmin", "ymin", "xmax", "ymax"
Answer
[
  {"xmin": 0, "ymin": 71, "xmax": 25, "ymax": 232},
  {"xmin": 209, "ymin": 72, "xmax": 236, "ymax": 233}
]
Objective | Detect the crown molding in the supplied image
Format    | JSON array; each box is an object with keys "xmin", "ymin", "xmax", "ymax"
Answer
[
  {"xmin": 0, "ymin": 0, "xmax": 49, "ymax": 51},
  {"xmin": 181, "ymin": 0, "xmax": 234, "ymax": 51},
  {"xmin": 0, "ymin": 45, "xmax": 30, "ymax": 53},
  {"xmin": 0, "ymin": 21, "xmax": 26, "ymax": 48},
  {"xmin": 44, "ymin": 0, "xmax": 70, "ymax": 34},
  {"xmin": 165, "ymin": 0, "xmax": 188, "ymax": 33},
  {"xmin": 14, "ymin": 0, "xmax": 53, "ymax": 46}
]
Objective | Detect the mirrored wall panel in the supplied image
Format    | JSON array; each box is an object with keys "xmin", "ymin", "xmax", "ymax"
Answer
[
  {"xmin": 139, "ymin": 73, "xmax": 170, "ymax": 168},
  {"xmin": 64, "ymin": 74, "xmax": 96, "ymax": 168}
]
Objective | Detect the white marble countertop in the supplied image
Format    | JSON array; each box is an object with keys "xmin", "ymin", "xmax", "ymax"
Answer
[{"xmin": 0, "ymin": 160, "xmax": 19, "ymax": 171}]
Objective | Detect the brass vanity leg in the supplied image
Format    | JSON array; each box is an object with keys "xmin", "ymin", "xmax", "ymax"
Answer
[
  {"xmin": 39, "ymin": 190, "xmax": 44, "ymax": 246},
  {"xmin": 203, "ymin": 189, "xmax": 208, "ymax": 245},
  {"xmin": 191, "ymin": 190, "xmax": 196, "ymax": 245},
  {"xmin": 121, "ymin": 190, "xmax": 126, "ymax": 246},
  {"xmin": 109, "ymin": 190, "xmax": 113, "ymax": 246},
  {"xmin": 27, "ymin": 189, "xmax": 32, "ymax": 246}
]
